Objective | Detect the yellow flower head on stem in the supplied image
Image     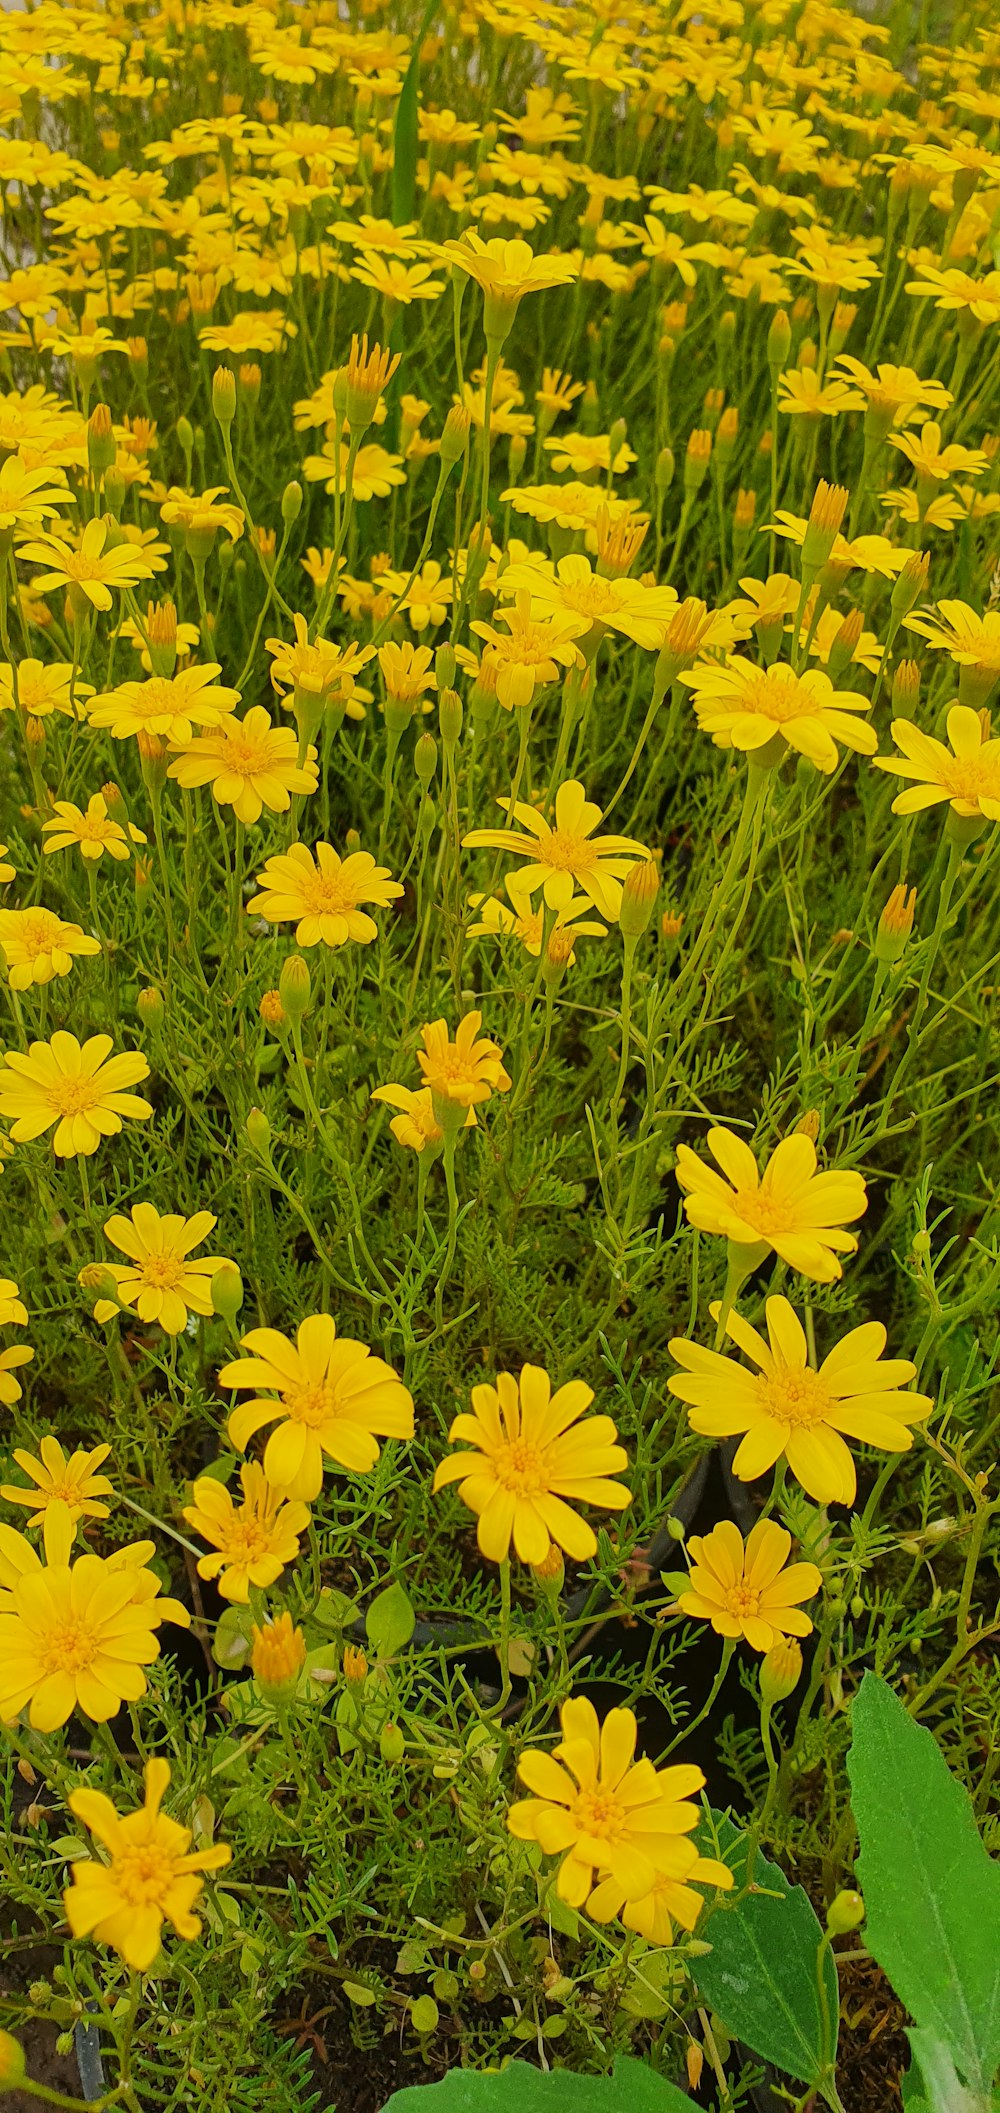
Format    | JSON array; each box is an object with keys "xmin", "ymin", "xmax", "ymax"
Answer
[
  {"xmin": 65, "ymin": 1757, "xmax": 231, "ymax": 1973},
  {"xmin": 183, "ymin": 1460, "xmax": 311, "ymax": 1602},
  {"xmin": 678, "ymin": 1518, "xmax": 822, "ymax": 1650},
  {"xmin": 220, "ymin": 1315, "xmax": 414, "ymax": 1501},
  {"xmin": 432, "ymin": 1361, "xmax": 629, "ymax": 1565},
  {"xmin": 675, "ymin": 1125, "xmax": 866, "ymax": 1283}
]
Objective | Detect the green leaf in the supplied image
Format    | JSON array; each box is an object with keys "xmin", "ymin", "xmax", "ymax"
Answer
[
  {"xmin": 693, "ymin": 1813, "xmax": 838, "ymax": 2088},
  {"xmin": 390, "ymin": 0, "xmax": 437, "ymax": 227},
  {"xmin": 907, "ymin": 2029, "xmax": 990, "ymax": 2113},
  {"xmin": 380, "ymin": 2056, "xmax": 696, "ymax": 2113},
  {"xmin": 410, "ymin": 1996, "xmax": 440, "ymax": 2034},
  {"xmin": 366, "ymin": 1582, "xmax": 415, "ymax": 1657},
  {"xmin": 848, "ymin": 1672, "xmax": 1000, "ymax": 2095}
]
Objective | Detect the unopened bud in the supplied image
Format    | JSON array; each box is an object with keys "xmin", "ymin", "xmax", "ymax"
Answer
[
  {"xmin": 212, "ymin": 365, "xmax": 237, "ymax": 426},
  {"xmin": 891, "ymin": 658, "xmax": 920, "ymax": 718},
  {"xmin": 619, "ymin": 859, "xmax": 660, "ymax": 940},
  {"xmin": 380, "ymin": 1721, "xmax": 406, "ymax": 1764},
  {"xmin": 0, "ymin": 2034, "xmax": 27, "ymax": 2092},
  {"xmin": 760, "ymin": 1638, "xmax": 802, "ymax": 1703},
  {"xmin": 279, "ymin": 953, "xmax": 311, "ymax": 1019},
  {"xmin": 343, "ymin": 1644, "xmax": 368, "ymax": 1685},
  {"xmin": 826, "ymin": 1889, "xmax": 865, "ymax": 1935},
  {"xmin": 238, "ymin": 362, "xmax": 262, "ymax": 407},
  {"xmin": 210, "ymin": 1260, "xmax": 243, "ymax": 1323},
  {"xmin": 435, "ymin": 643, "xmax": 456, "ymax": 689},
  {"xmin": 683, "ymin": 429, "xmax": 712, "ymax": 493},
  {"xmin": 87, "ymin": 403, "xmax": 116, "ymax": 476},
  {"xmin": 259, "ymin": 987, "xmax": 288, "ymax": 1033},
  {"xmin": 438, "ymin": 685, "xmax": 463, "ymax": 748},
  {"xmin": 414, "ymin": 731, "xmax": 437, "ymax": 786},
  {"xmin": 767, "ymin": 309, "xmax": 792, "ymax": 375},
  {"xmin": 137, "ymin": 986, "xmax": 163, "ymax": 1026},
  {"xmin": 531, "ymin": 1545, "xmax": 565, "ymax": 1595},
  {"xmin": 246, "ymin": 1105, "xmax": 272, "ymax": 1156},
  {"xmin": 251, "ymin": 1611, "xmax": 305, "ymax": 1699},
  {"xmin": 655, "ymin": 446, "xmax": 675, "ymax": 494},
  {"xmin": 440, "ymin": 404, "xmax": 471, "ymax": 467},
  {"xmin": 827, "ymin": 605, "xmax": 865, "ymax": 681},
  {"xmin": 891, "ymin": 550, "xmax": 930, "ymax": 620},
  {"xmin": 281, "ymin": 480, "xmax": 303, "ymax": 524},
  {"xmin": 802, "ymin": 481, "xmax": 849, "ymax": 573},
  {"xmin": 876, "ymin": 882, "xmax": 916, "ymax": 963}
]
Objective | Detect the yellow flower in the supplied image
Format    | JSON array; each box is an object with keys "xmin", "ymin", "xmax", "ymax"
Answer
[
  {"xmin": 430, "ymin": 233, "xmax": 577, "ymax": 338},
  {"xmin": 432, "ymin": 1361, "xmax": 629, "ymax": 1565},
  {"xmin": 18, "ymin": 519, "xmax": 161, "ymax": 612},
  {"xmin": 377, "ymin": 640, "xmax": 437, "ymax": 707},
  {"xmin": 302, "ymin": 440, "xmax": 407, "ymax": 501},
  {"xmin": 508, "ymin": 1695, "xmax": 710, "ymax": 1908},
  {"xmin": 889, "ymin": 420, "xmax": 988, "ymax": 484},
  {"xmin": 776, "ymin": 368, "xmax": 862, "ymax": 418},
  {"xmin": 42, "ymin": 795, "xmax": 146, "ymax": 864},
  {"xmin": 831, "ymin": 356, "xmax": 952, "ymax": 430},
  {"xmin": 903, "ymin": 265, "xmax": 1000, "ymax": 323},
  {"xmin": 875, "ymin": 704, "xmax": 1000, "ymax": 821},
  {"xmin": 371, "ymin": 1082, "xmax": 454, "ymax": 1154},
  {"xmin": 586, "ymin": 1838, "xmax": 734, "ymax": 1945},
  {"xmin": 0, "ymin": 907, "xmax": 101, "ymax": 990},
  {"xmin": 677, "ymin": 1519, "xmax": 822, "ymax": 1650},
  {"xmin": 468, "ymin": 876, "xmax": 608, "ymax": 961},
  {"xmin": 220, "ymin": 1315, "xmax": 414, "ymax": 1501},
  {"xmin": 167, "ymin": 706, "xmax": 317, "ymax": 824},
  {"xmin": 91, "ymin": 1204, "xmax": 231, "ymax": 1335},
  {"xmin": 0, "ymin": 846, "xmax": 14, "ymax": 885},
  {"xmin": 0, "ymin": 660, "xmax": 91, "ymax": 719},
  {"xmin": 0, "ymin": 1278, "xmax": 27, "ymax": 1326},
  {"xmin": 679, "ymin": 655, "xmax": 877, "ymax": 772},
  {"xmin": 669, "ymin": 1296, "xmax": 931, "ymax": 1505},
  {"xmin": 464, "ymin": 779, "xmax": 649, "ymax": 919},
  {"xmin": 251, "ymin": 1611, "xmax": 306, "ymax": 1693},
  {"xmin": 499, "ymin": 556, "xmax": 679, "ymax": 652},
  {"xmin": 266, "ymin": 615, "xmax": 373, "ymax": 706},
  {"xmin": 0, "ymin": 1501, "xmax": 189, "ymax": 1732},
  {"xmin": 416, "ymin": 1011, "xmax": 511, "ymax": 1122},
  {"xmin": 182, "ymin": 1461, "xmax": 311, "ymax": 1602},
  {"xmin": 159, "ymin": 485, "xmax": 244, "ymax": 546},
  {"xmin": 89, "ymin": 664, "xmax": 239, "ymax": 744},
  {"xmin": 0, "ymin": 455, "xmax": 71, "ymax": 537},
  {"xmin": 65, "ymin": 1758, "xmax": 231, "ymax": 1973},
  {"xmin": 904, "ymin": 600, "xmax": 1000, "ymax": 703},
  {"xmin": 1, "ymin": 1436, "xmax": 113, "ymax": 1528},
  {"xmin": 248, "ymin": 843, "xmax": 403, "ymax": 948},
  {"xmin": 469, "ymin": 591, "xmax": 587, "ymax": 711},
  {"xmin": 675, "ymin": 1126, "xmax": 867, "ymax": 1284},
  {"xmin": 0, "ymin": 1345, "xmax": 33, "ymax": 1405},
  {"xmin": 350, "ymin": 253, "xmax": 445, "ymax": 304},
  {"xmin": 0, "ymin": 1032, "xmax": 152, "ymax": 1158}
]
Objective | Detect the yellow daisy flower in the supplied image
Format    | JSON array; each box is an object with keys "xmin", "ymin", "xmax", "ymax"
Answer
[
  {"xmin": 167, "ymin": 706, "xmax": 318, "ymax": 824},
  {"xmin": 464, "ymin": 779, "xmax": 649, "ymax": 919},
  {"xmin": 65, "ymin": 1758, "xmax": 230, "ymax": 1973},
  {"xmin": 679, "ymin": 656, "xmax": 877, "ymax": 772},
  {"xmin": 182, "ymin": 1461, "xmax": 311, "ymax": 1603},
  {"xmin": 675, "ymin": 1126, "xmax": 867, "ymax": 1283},
  {"xmin": 875, "ymin": 704, "xmax": 1000, "ymax": 821},
  {"xmin": 90, "ymin": 1203, "xmax": 231, "ymax": 1335},
  {"xmin": 220, "ymin": 1315, "xmax": 414, "ymax": 1501},
  {"xmin": 0, "ymin": 1032, "xmax": 152, "ymax": 1159},
  {"xmin": 677, "ymin": 1519, "xmax": 822, "ymax": 1650},
  {"xmin": 432, "ymin": 1361, "xmax": 629, "ymax": 1565},
  {"xmin": 669, "ymin": 1296, "xmax": 931, "ymax": 1505},
  {"xmin": 1, "ymin": 1436, "xmax": 113, "ymax": 1528},
  {"xmin": 0, "ymin": 907, "xmax": 101, "ymax": 990}
]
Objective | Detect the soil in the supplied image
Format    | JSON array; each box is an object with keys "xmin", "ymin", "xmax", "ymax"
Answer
[{"xmin": 835, "ymin": 1953, "xmax": 910, "ymax": 2113}]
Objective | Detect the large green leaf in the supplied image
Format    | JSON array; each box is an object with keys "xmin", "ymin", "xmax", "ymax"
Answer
[
  {"xmin": 848, "ymin": 1672, "xmax": 1000, "ymax": 2095},
  {"xmin": 381, "ymin": 2057, "xmax": 696, "ymax": 2113},
  {"xmin": 694, "ymin": 1813, "xmax": 838, "ymax": 2088}
]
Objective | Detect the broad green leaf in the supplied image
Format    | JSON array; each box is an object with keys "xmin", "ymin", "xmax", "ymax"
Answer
[
  {"xmin": 848, "ymin": 1673, "xmax": 1000, "ymax": 2095},
  {"xmin": 694, "ymin": 1813, "xmax": 838, "ymax": 2088},
  {"xmin": 381, "ymin": 2056, "xmax": 697, "ymax": 2113},
  {"xmin": 366, "ymin": 1581, "xmax": 415, "ymax": 1657},
  {"xmin": 908, "ymin": 2029, "xmax": 990, "ymax": 2113}
]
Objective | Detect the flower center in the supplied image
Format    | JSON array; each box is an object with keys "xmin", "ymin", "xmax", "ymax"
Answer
[
  {"xmin": 562, "ymin": 580, "xmax": 619, "ymax": 618},
  {"xmin": 571, "ymin": 1788, "xmax": 623, "ymax": 1840},
  {"xmin": 139, "ymin": 1251, "xmax": 184, "ymax": 1288},
  {"xmin": 42, "ymin": 1617, "xmax": 97, "ymax": 1675},
  {"xmin": 942, "ymin": 755, "xmax": 1000, "ymax": 803},
  {"xmin": 226, "ymin": 1514, "xmax": 276, "ymax": 1559},
  {"xmin": 112, "ymin": 1842, "xmax": 177, "ymax": 1906},
  {"xmin": 226, "ymin": 736, "xmax": 268, "ymax": 772},
  {"xmin": 758, "ymin": 1365, "xmax": 832, "ymax": 1427},
  {"xmin": 747, "ymin": 669, "xmax": 811, "ymax": 723},
  {"xmin": 731, "ymin": 1184, "xmax": 793, "ymax": 1234},
  {"xmin": 542, "ymin": 828, "xmax": 594, "ymax": 871},
  {"xmin": 301, "ymin": 871, "xmax": 357, "ymax": 914},
  {"xmin": 51, "ymin": 1075, "xmax": 100, "ymax": 1115},
  {"xmin": 493, "ymin": 1437, "xmax": 547, "ymax": 1494},
  {"xmin": 20, "ymin": 912, "xmax": 61, "ymax": 954},
  {"xmin": 285, "ymin": 1379, "xmax": 339, "ymax": 1428},
  {"xmin": 725, "ymin": 1582, "xmax": 760, "ymax": 1617}
]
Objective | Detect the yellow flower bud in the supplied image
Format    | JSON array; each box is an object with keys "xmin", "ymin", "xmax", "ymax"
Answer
[
  {"xmin": 876, "ymin": 884, "xmax": 916, "ymax": 964},
  {"xmin": 246, "ymin": 1105, "xmax": 272, "ymax": 1156},
  {"xmin": 210, "ymin": 1260, "xmax": 243, "ymax": 1324},
  {"xmin": 343, "ymin": 1645, "xmax": 368, "ymax": 1686},
  {"xmin": 279, "ymin": 953, "xmax": 311, "ymax": 1020},
  {"xmin": 212, "ymin": 365, "xmax": 237, "ymax": 427},
  {"xmin": 760, "ymin": 1637, "xmax": 802, "ymax": 1703},
  {"xmin": 251, "ymin": 1611, "xmax": 306, "ymax": 1699},
  {"xmin": 0, "ymin": 2032, "xmax": 27, "ymax": 2094},
  {"xmin": 826, "ymin": 1889, "xmax": 865, "ymax": 1936},
  {"xmin": 619, "ymin": 859, "xmax": 660, "ymax": 941}
]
